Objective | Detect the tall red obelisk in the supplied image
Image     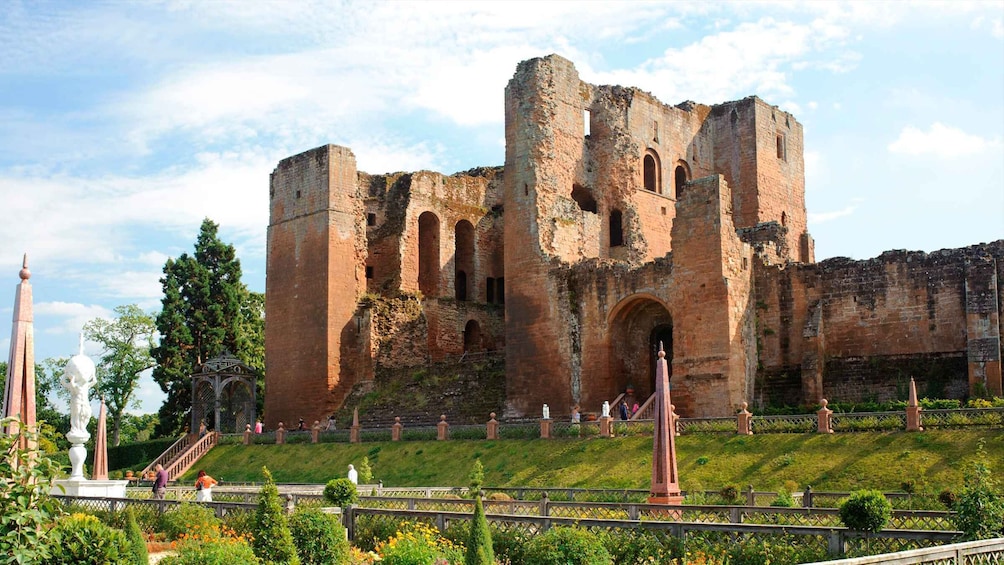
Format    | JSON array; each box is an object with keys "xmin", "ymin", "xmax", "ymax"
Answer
[
  {"xmin": 649, "ymin": 344, "xmax": 683, "ymax": 505},
  {"xmin": 2, "ymin": 255, "xmax": 37, "ymax": 451}
]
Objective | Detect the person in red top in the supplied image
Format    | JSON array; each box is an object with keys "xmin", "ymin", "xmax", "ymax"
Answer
[{"xmin": 194, "ymin": 469, "xmax": 217, "ymax": 502}]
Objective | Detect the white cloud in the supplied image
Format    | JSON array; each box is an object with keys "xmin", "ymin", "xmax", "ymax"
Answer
[
  {"xmin": 888, "ymin": 123, "xmax": 1001, "ymax": 157},
  {"xmin": 804, "ymin": 150, "xmax": 823, "ymax": 190},
  {"xmin": 809, "ymin": 205, "xmax": 857, "ymax": 224},
  {"xmin": 34, "ymin": 302, "xmax": 112, "ymax": 335}
]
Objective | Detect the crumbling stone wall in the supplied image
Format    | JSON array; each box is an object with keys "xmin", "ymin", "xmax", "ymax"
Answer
[{"xmin": 755, "ymin": 242, "xmax": 1004, "ymax": 405}]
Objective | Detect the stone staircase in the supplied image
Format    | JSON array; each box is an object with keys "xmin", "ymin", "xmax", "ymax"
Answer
[{"xmin": 140, "ymin": 432, "xmax": 218, "ymax": 481}]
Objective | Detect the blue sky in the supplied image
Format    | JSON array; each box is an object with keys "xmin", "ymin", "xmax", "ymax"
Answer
[{"xmin": 2, "ymin": 1, "xmax": 1002, "ymax": 414}]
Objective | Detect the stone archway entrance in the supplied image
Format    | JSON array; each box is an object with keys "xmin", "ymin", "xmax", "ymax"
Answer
[{"xmin": 608, "ymin": 295, "xmax": 673, "ymax": 402}]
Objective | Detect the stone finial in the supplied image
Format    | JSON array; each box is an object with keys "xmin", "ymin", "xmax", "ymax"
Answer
[
  {"xmin": 650, "ymin": 339, "xmax": 682, "ymax": 506},
  {"xmin": 276, "ymin": 421, "xmax": 286, "ymax": 444},
  {"xmin": 908, "ymin": 378, "xmax": 919, "ymax": 407},
  {"xmin": 350, "ymin": 410, "xmax": 361, "ymax": 444},
  {"xmin": 19, "ymin": 253, "xmax": 30, "ymax": 281},
  {"xmin": 352, "ymin": 407, "xmax": 360, "ymax": 427},
  {"xmin": 440, "ymin": 414, "xmax": 447, "ymax": 422},
  {"xmin": 489, "ymin": 412, "xmax": 496, "ymax": 421},
  {"xmin": 243, "ymin": 423, "xmax": 252, "ymax": 445},
  {"xmin": 311, "ymin": 420, "xmax": 321, "ymax": 443}
]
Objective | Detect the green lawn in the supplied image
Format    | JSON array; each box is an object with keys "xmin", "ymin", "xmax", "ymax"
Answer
[{"xmin": 183, "ymin": 429, "xmax": 1002, "ymax": 494}]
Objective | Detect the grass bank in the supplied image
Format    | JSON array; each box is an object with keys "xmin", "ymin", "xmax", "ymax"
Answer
[{"xmin": 185, "ymin": 429, "xmax": 1002, "ymax": 494}]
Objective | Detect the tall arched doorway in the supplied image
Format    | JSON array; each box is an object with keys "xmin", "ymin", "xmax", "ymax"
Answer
[
  {"xmin": 455, "ymin": 220, "xmax": 474, "ymax": 301},
  {"xmin": 463, "ymin": 320, "xmax": 481, "ymax": 352},
  {"xmin": 418, "ymin": 212, "xmax": 440, "ymax": 297},
  {"xmin": 608, "ymin": 295, "xmax": 672, "ymax": 401}
]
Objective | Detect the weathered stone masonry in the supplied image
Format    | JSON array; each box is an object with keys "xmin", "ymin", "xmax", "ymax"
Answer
[{"xmin": 264, "ymin": 54, "xmax": 1002, "ymax": 426}]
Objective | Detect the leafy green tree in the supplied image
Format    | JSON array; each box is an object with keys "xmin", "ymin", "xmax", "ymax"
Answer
[
  {"xmin": 953, "ymin": 441, "xmax": 1004, "ymax": 540},
  {"xmin": 252, "ymin": 466, "xmax": 299, "ymax": 565},
  {"xmin": 152, "ymin": 218, "xmax": 263, "ymax": 437},
  {"xmin": 0, "ymin": 416, "xmax": 64, "ymax": 564},
  {"xmin": 465, "ymin": 459, "xmax": 494, "ymax": 565},
  {"xmin": 83, "ymin": 304, "xmax": 156, "ymax": 447},
  {"xmin": 357, "ymin": 456, "xmax": 373, "ymax": 484}
]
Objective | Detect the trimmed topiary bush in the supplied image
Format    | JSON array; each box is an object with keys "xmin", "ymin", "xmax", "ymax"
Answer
[
  {"xmin": 159, "ymin": 503, "xmax": 221, "ymax": 541},
  {"xmin": 46, "ymin": 513, "xmax": 129, "ymax": 564},
  {"xmin": 323, "ymin": 478, "xmax": 359, "ymax": 507},
  {"xmin": 252, "ymin": 466, "xmax": 300, "ymax": 565},
  {"xmin": 465, "ymin": 460, "xmax": 494, "ymax": 565},
  {"xmin": 839, "ymin": 490, "xmax": 892, "ymax": 532},
  {"xmin": 125, "ymin": 508, "xmax": 148, "ymax": 565},
  {"xmin": 524, "ymin": 526, "xmax": 613, "ymax": 565},
  {"xmin": 288, "ymin": 507, "xmax": 350, "ymax": 565}
]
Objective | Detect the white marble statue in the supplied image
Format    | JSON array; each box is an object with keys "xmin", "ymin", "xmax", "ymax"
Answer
[
  {"xmin": 60, "ymin": 337, "xmax": 97, "ymax": 479},
  {"xmin": 347, "ymin": 464, "xmax": 358, "ymax": 485},
  {"xmin": 542, "ymin": 404, "xmax": 550, "ymax": 420},
  {"xmin": 601, "ymin": 401, "xmax": 611, "ymax": 418}
]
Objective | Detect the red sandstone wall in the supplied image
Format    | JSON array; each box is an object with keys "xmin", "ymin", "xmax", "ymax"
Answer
[
  {"xmin": 265, "ymin": 145, "xmax": 366, "ymax": 428},
  {"xmin": 755, "ymin": 242, "xmax": 1004, "ymax": 404}
]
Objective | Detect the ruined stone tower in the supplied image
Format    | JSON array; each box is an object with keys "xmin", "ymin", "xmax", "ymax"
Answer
[{"xmin": 264, "ymin": 54, "xmax": 1002, "ymax": 425}]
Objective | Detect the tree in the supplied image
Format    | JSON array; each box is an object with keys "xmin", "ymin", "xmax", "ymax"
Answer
[
  {"xmin": 252, "ymin": 466, "xmax": 300, "ymax": 565},
  {"xmin": 953, "ymin": 440, "xmax": 1004, "ymax": 540},
  {"xmin": 83, "ymin": 304, "xmax": 156, "ymax": 447},
  {"xmin": 152, "ymin": 218, "xmax": 263, "ymax": 437},
  {"xmin": 465, "ymin": 459, "xmax": 494, "ymax": 565}
]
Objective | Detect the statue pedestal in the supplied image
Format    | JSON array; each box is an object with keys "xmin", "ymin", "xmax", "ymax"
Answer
[{"xmin": 52, "ymin": 479, "xmax": 128, "ymax": 499}]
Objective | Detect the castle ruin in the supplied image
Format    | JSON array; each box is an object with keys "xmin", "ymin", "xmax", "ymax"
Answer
[{"xmin": 263, "ymin": 54, "xmax": 1003, "ymax": 428}]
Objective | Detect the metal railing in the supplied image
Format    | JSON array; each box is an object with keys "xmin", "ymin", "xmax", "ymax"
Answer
[{"xmin": 806, "ymin": 537, "xmax": 1004, "ymax": 564}]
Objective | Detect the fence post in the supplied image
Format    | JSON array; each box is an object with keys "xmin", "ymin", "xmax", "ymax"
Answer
[
  {"xmin": 243, "ymin": 424, "xmax": 252, "ymax": 445},
  {"xmin": 817, "ymin": 400, "xmax": 834, "ymax": 434},
  {"xmin": 437, "ymin": 415, "xmax": 449, "ymax": 440},
  {"xmin": 311, "ymin": 421, "xmax": 320, "ymax": 444},
  {"xmin": 276, "ymin": 422, "xmax": 286, "ymax": 445},
  {"xmin": 737, "ymin": 402, "xmax": 753, "ymax": 435},
  {"xmin": 627, "ymin": 504, "xmax": 639, "ymax": 520},
  {"xmin": 436, "ymin": 513, "xmax": 445, "ymax": 533},
  {"xmin": 285, "ymin": 494, "xmax": 295, "ymax": 515},
  {"xmin": 344, "ymin": 505, "xmax": 355, "ymax": 542},
  {"xmin": 486, "ymin": 413, "xmax": 498, "ymax": 440},
  {"xmin": 804, "ymin": 486, "xmax": 813, "ymax": 508},
  {"xmin": 745, "ymin": 485, "xmax": 755, "ymax": 507},
  {"xmin": 539, "ymin": 492, "xmax": 550, "ymax": 516},
  {"xmin": 906, "ymin": 378, "xmax": 924, "ymax": 432},
  {"xmin": 540, "ymin": 418, "xmax": 551, "ymax": 439},
  {"xmin": 350, "ymin": 408, "xmax": 361, "ymax": 443},
  {"xmin": 729, "ymin": 507, "xmax": 741, "ymax": 523},
  {"xmin": 392, "ymin": 417, "xmax": 403, "ymax": 441}
]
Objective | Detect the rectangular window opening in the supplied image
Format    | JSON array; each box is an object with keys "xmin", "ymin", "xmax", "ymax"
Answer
[
  {"xmin": 497, "ymin": 278, "xmax": 505, "ymax": 304},
  {"xmin": 365, "ymin": 266, "xmax": 373, "ymax": 279},
  {"xmin": 366, "ymin": 213, "xmax": 376, "ymax": 226},
  {"xmin": 583, "ymin": 109, "xmax": 591, "ymax": 137},
  {"xmin": 486, "ymin": 277, "xmax": 495, "ymax": 304},
  {"xmin": 776, "ymin": 134, "xmax": 786, "ymax": 160}
]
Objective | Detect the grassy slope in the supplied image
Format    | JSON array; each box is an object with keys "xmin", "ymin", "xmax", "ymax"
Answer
[{"xmin": 186, "ymin": 430, "xmax": 1003, "ymax": 493}]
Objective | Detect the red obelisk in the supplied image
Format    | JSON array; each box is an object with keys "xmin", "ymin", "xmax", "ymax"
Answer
[
  {"xmin": 2, "ymin": 255, "xmax": 37, "ymax": 451},
  {"xmin": 92, "ymin": 398, "xmax": 109, "ymax": 480},
  {"xmin": 649, "ymin": 343, "xmax": 683, "ymax": 505}
]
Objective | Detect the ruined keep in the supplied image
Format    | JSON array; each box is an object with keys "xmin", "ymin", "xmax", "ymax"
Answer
[{"xmin": 264, "ymin": 54, "xmax": 1003, "ymax": 428}]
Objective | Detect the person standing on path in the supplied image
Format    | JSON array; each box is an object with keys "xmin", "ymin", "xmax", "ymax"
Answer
[
  {"xmin": 152, "ymin": 464, "xmax": 168, "ymax": 500},
  {"xmin": 195, "ymin": 470, "xmax": 217, "ymax": 502}
]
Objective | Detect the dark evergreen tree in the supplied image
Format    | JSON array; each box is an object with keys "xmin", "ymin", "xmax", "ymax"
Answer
[
  {"xmin": 465, "ymin": 459, "xmax": 494, "ymax": 565},
  {"xmin": 152, "ymin": 218, "xmax": 263, "ymax": 437}
]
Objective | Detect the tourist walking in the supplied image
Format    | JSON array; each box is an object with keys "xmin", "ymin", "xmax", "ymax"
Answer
[
  {"xmin": 254, "ymin": 418, "xmax": 263, "ymax": 434},
  {"xmin": 152, "ymin": 464, "xmax": 168, "ymax": 500},
  {"xmin": 570, "ymin": 405, "xmax": 581, "ymax": 423},
  {"xmin": 619, "ymin": 401, "xmax": 629, "ymax": 420},
  {"xmin": 195, "ymin": 469, "xmax": 217, "ymax": 502}
]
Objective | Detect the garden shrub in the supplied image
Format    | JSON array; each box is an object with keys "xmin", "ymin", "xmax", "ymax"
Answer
[
  {"xmin": 726, "ymin": 536, "xmax": 826, "ymax": 565},
  {"xmin": 324, "ymin": 478, "xmax": 359, "ymax": 507},
  {"xmin": 602, "ymin": 528, "xmax": 681, "ymax": 564},
  {"xmin": 353, "ymin": 515, "xmax": 401, "ymax": 552},
  {"xmin": 46, "ymin": 513, "xmax": 129, "ymax": 564},
  {"xmin": 719, "ymin": 484, "xmax": 740, "ymax": 504},
  {"xmin": 937, "ymin": 489, "xmax": 957, "ymax": 509},
  {"xmin": 524, "ymin": 526, "xmax": 613, "ymax": 565},
  {"xmin": 252, "ymin": 466, "xmax": 300, "ymax": 565},
  {"xmin": 222, "ymin": 508, "xmax": 257, "ymax": 539},
  {"xmin": 770, "ymin": 489, "xmax": 796, "ymax": 508},
  {"xmin": 466, "ymin": 494, "xmax": 494, "ymax": 565},
  {"xmin": 953, "ymin": 442, "xmax": 1004, "ymax": 540},
  {"xmin": 159, "ymin": 503, "xmax": 220, "ymax": 540},
  {"xmin": 0, "ymin": 418, "xmax": 63, "ymax": 564},
  {"xmin": 288, "ymin": 507, "xmax": 350, "ymax": 565},
  {"xmin": 125, "ymin": 508, "xmax": 148, "ymax": 565},
  {"xmin": 358, "ymin": 456, "xmax": 374, "ymax": 484},
  {"xmin": 839, "ymin": 490, "xmax": 892, "ymax": 532},
  {"xmin": 376, "ymin": 521, "xmax": 464, "ymax": 565},
  {"xmin": 160, "ymin": 537, "xmax": 260, "ymax": 565}
]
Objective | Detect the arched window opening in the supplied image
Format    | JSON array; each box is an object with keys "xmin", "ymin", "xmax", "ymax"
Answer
[
  {"xmin": 455, "ymin": 220, "xmax": 475, "ymax": 302},
  {"xmin": 455, "ymin": 271, "xmax": 468, "ymax": 301},
  {"xmin": 643, "ymin": 153, "xmax": 660, "ymax": 192},
  {"xmin": 418, "ymin": 212, "xmax": 440, "ymax": 297},
  {"xmin": 610, "ymin": 209, "xmax": 624, "ymax": 247},
  {"xmin": 463, "ymin": 320, "xmax": 482, "ymax": 352},
  {"xmin": 674, "ymin": 165, "xmax": 688, "ymax": 199},
  {"xmin": 571, "ymin": 184, "xmax": 597, "ymax": 213}
]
